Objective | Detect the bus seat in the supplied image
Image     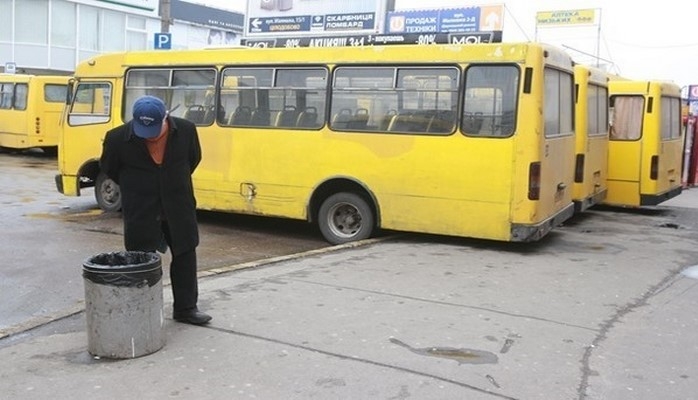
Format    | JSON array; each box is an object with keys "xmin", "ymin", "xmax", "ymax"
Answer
[
  {"xmin": 249, "ymin": 109, "xmax": 271, "ymax": 126},
  {"xmin": 331, "ymin": 108, "xmax": 352, "ymax": 129},
  {"xmin": 202, "ymin": 105, "xmax": 217, "ymax": 125},
  {"xmin": 228, "ymin": 106, "xmax": 252, "ymax": 126},
  {"xmin": 427, "ymin": 110, "xmax": 456, "ymax": 133},
  {"xmin": 379, "ymin": 109, "xmax": 397, "ymax": 130},
  {"xmin": 347, "ymin": 108, "xmax": 369, "ymax": 129},
  {"xmin": 462, "ymin": 112, "xmax": 484, "ymax": 134},
  {"xmin": 387, "ymin": 114, "xmax": 413, "ymax": 132},
  {"xmin": 409, "ymin": 111, "xmax": 432, "ymax": 132},
  {"xmin": 296, "ymin": 106, "xmax": 319, "ymax": 128},
  {"xmin": 275, "ymin": 105, "xmax": 298, "ymax": 127},
  {"xmin": 183, "ymin": 105, "xmax": 205, "ymax": 124}
]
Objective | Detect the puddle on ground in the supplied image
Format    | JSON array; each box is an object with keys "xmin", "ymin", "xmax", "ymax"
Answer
[
  {"xmin": 681, "ymin": 265, "xmax": 698, "ymax": 279},
  {"xmin": 26, "ymin": 209, "xmax": 103, "ymax": 219},
  {"xmin": 389, "ymin": 338, "xmax": 498, "ymax": 365}
]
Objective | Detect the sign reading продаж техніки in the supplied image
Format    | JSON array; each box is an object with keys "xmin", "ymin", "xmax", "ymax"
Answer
[{"xmin": 385, "ymin": 5, "xmax": 504, "ymax": 34}]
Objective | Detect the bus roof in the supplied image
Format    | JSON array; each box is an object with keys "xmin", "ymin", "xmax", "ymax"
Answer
[
  {"xmin": 73, "ymin": 42, "xmax": 574, "ymax": 77},
  {"xmin": 0, "ymin": 73, "xmax": 71, "ymax": 83},
  {"xmin": 609, "ymin": 79, "xmax": 681, "ymax": 97}
]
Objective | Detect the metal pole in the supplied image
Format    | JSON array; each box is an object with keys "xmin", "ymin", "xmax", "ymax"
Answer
[
  {"xmin": 533, "ymin": 7, "xmax": 539, "ymax": 41},
  {"xmin": 160, "ymin": 0, "xmax": 171, "ymax": 33},
  {"xmin": 596, "ymin": 8, "xmax": 602, "ymax": 67}
]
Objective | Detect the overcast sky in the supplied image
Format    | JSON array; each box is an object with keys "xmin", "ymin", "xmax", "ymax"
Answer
[{"xmin": 199, "ymin": 0, "xmax": 698, "ymax": 89}]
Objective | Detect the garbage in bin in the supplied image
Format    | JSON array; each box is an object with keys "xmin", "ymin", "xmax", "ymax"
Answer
[{"xmin": 83, "ymin": 251, "xmax": 165, "ymax": 359}]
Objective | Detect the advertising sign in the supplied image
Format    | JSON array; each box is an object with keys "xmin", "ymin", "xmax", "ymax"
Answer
[
  {"xmin": 246, "ymin": 0, "xmax": 385, "ymax": 36},
  {"xmin": 385, "ymin": 5, "xmax": 504, "ymax": 34},
  {"xmin": 536, "ymin": 9, "xmax": 597, "ymax": 26},
  {"xmin": 689, "ymin": 85, "xmax": 698, "ymax": 101},
  {"xmin": 689, "ymin": 86, "xmax": 698, "ymax": 116},
  {"xmin": 170, "ymin": 0, "xmax": 244, "ymax": 31},
  {"xmin": 241, "ymin": 31, "xmax": 501, "ymax": 48}
]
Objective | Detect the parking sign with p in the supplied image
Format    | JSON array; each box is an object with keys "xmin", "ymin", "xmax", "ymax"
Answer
[{"xmin": 154, "ymin": 33, "xmax": 172, "ymax": 50}]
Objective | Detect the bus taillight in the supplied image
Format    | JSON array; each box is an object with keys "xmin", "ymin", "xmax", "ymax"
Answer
[
  {"xmin": 574, "ymin": 154, "xmax": 585, "ymax": 183},
  {"xmin": 650, "ymin": 155, "xmax": 659, "ymax": 180},
  {"xmin": 528, "ymin": 162, "xmax": 541, "ymax": 200}
]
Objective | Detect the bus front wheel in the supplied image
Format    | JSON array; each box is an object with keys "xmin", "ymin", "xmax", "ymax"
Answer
[
  {"xmin": 95, "ymin": 172, "xmax": 122, "ymax": 212},
  {"xmin": 318, "ymin": 192, "xmax": 374, "ymax": 245}
]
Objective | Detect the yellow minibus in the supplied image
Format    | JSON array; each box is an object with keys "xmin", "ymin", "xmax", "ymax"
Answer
[
  {"xmin": 56, "ymin": 42, "xmax": 576, "ymax": 244},
  {"xmin": 605, "ymin": 80, "xmax": 683, "ymax": 207},
  {"xmin": 0, "ymin": 74, "xmax": 69, "ymax": 154}
]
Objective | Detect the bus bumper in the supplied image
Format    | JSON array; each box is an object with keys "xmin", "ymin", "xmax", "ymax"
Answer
[
  {"xmin": 573, "ymin": 189, "xmax": 608, "ymax": 213},
  {"xmin": 55, "ymin": 174, "xmax": 80, "ymax": 196},
  {"xmin": 640, "ymin": 186, "xmax": 682, "ymax": 206},
  {"xmin": 510, "ymin": 202, "xmax": 575, "ymax": 242}
]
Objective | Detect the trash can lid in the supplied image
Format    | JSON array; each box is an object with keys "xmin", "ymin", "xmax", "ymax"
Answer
[{"xmin": 83, "ymin": 251, "xmax": 161, "ymax": 274}]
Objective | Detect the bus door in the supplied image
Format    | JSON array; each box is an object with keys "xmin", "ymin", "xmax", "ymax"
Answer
[
  {"xmin": 37, "ymin": 80, "xmax": 70, "ymax": 148},
  {"xmin": 652, "ymin": 96, "xmax": 683, "ymax": 200},
  {"xmin": 60, "ymin": 80, "xmax": 115, "ymax": 197},
  {"xmin": 538, "ymin": 68, "xmax": 575, "ymax": 222},
  {"xmin": 607, "ymin": 95, "xmax": 643, "ymax": 206}
]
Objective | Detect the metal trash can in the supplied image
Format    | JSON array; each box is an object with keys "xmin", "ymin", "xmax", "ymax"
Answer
[{"xmin": 83, "ymin": 251, "xmax": 165, "ymax": 358}]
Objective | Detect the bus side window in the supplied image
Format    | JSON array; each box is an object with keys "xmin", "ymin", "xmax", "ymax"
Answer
[
  {"xmin": 0, "ymin": 83, "xmax": 13, "ymax": 109},
  {"xmin": 462, "ymin": 65, "xmax": 517, "ymax": 137},
  {"xmin": 609, "ymin": 96, "xmax": 643, "ymax": 140},
  {"xmin": 14, "ymin": 83, "xmax": 28, "ymax": 110}
]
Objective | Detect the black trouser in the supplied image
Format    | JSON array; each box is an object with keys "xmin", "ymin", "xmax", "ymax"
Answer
[{"xmin": 162, "ymin": 221, "xmax": 198, "ymax": 313}]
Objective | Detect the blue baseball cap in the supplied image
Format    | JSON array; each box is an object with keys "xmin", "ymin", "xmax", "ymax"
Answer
[{"xmin": 132, "ymin": 95, "xmax": 167, "ymax": 139}]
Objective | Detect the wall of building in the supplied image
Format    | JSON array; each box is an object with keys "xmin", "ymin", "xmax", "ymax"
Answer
[{"xmin": 0, "ymin": 0, "xmax": 244, "ymax": 75}]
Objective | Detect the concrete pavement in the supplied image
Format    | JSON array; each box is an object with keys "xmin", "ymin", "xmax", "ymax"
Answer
[{"xmin": 1, "ymin": 187, "xmax": 697, "ymax": 400}]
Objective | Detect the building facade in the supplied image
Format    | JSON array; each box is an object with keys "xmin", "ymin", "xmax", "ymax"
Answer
[{"xmin": 0, "ymin": 0, "xmax": 244, "ymax": 75}]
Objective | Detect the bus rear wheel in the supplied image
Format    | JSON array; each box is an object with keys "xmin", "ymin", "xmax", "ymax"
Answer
[
  {"xmin": 318, "ymin": 192, "xmax": 374, "ymax": 245},
  {"xmin": 95, "ymin": 172, "xmax": 122, "ymax": 212}
]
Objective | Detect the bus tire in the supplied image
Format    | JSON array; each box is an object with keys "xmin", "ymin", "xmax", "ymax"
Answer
[
  {"xmin": 318, "ymin": 192, "xmax": 374, "ymax": 245},
  {"xmin": 95, "ymin": 172, "xmax": 122, "ymax": 212}
]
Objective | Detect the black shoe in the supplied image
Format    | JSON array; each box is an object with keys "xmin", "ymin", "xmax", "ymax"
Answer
[{"xmin": 173, "ymin": 309, "xmax": 212, "ymax": 325}]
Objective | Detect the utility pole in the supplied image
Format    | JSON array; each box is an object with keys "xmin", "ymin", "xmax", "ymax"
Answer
[
  {"xmin": 160, "ymin": 0, "xmax": 171, "ymax": 33},
  {"xmin": 595, "ymin": 8, "xmax": 602, "ymax": 67}
]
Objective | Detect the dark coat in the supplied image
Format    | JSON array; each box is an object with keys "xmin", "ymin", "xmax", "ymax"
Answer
[{"xmin": 100, "ymin": 116, "xmax": 202, "ymax": 256}]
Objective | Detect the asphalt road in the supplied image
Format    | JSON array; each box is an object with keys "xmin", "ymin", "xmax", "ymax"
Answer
[
  {"xmin": 1, "ymin": 155, "xmax": 698, "ymax": 399},
  {"xmin": 0, "ymin": 149, "xmax": 329, "ymax": 337}
]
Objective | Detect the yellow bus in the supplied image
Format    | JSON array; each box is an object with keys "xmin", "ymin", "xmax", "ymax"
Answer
[
  {"xmin": 0, "ymin": 74, "xmax": 70, "ymax": 154},
  {"xmin": 56, "ymin": 42, "xmax": 576, "ymax": 244},
  {"xmin": 572, "ymin": 65, "xmax": 610, "ymax": 212},
  {"xmin": 604, "ymin": 80, "xmax": 683, "ymax": 207}
]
